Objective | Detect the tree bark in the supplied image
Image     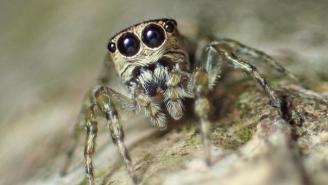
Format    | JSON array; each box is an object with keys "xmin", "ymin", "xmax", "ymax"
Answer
[{"xmin": 46, "ymin": 79, "xmax": 328, "ymax": 185}]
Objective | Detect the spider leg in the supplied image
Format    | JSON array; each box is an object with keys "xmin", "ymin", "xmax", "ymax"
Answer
[
  {"xmin": 193, "ymin": 68, "xmax": 212, "ymax": 165},
  {"xmin": 214, "ymin": 38, "xmax": 301, "ymax": 84},
  {"xmin": 164, "ymin": 69, "xmax": 193, "ymax": 121},
  {"xmin": 134, "ymin": 93, "xmax": 167, "ymax": 129},
  {"xmin": 63, "ymin": 85, "xmax": 138, "ymax": 184},
  {"xmin": 192, "ymin": 41, "xmax": 284, "ymax": 165},
  {"xmin": 204, "ymin": 42, "xmax": 282, "ymax": 109},
  {"xmin": 60, "ymin": 116, "xmax": 83, "ymax": 176},
  {"xmin": 61, "ymin": 93, "xmax": 93, "ymax": 176},
  {"xmin": 62, "ymin": 54, "xmax": 117, "ymax": 176},
  {"xmin": 84, "ymin": 104, "xmax": 99, "ymax": 185},
  {"xmin": 93, "ymin": 86, "xmax": 138, "ymax": 184}
]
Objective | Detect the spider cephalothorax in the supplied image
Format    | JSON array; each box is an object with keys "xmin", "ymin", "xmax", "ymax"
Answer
[
  {"xmin": 62, "ymin": 18, "xmax": 300, "ymax": 185},
  {"xmin": 107, "ymin": 19, "xmax": 193, "ymax": 124}
]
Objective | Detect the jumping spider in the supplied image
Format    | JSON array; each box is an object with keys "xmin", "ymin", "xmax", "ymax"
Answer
[{"xmin": 62, "ymin": 18, "xmax": 299, "ymax": 185}]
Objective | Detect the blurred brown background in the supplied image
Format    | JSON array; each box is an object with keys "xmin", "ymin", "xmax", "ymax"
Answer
[{"xmin": 1, "ymin": 0, "xmax": 328, "ymax": 185}]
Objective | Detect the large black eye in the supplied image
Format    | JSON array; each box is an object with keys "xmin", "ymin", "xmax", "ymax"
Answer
[
  {"xmin": 117, "ymin": 33, "xmax": 140, "ymax": 57},
  {"xmin": 142, "ymin": 24, "xmax": 165, "ymax": 48}
]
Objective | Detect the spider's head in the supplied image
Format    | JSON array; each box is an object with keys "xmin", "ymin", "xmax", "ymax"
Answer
[{"xmin": 107, "ymin": 18, "xmax": 189, "ymax": 96}]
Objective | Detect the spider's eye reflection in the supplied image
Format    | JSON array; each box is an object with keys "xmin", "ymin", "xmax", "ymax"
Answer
[
  {"xmin": 142, "ymin": 24, "xmax": 165, "ymax": 48},
  {"xmin": 117, "ymin": 33, "xmax": 140, "ymax": 57}
]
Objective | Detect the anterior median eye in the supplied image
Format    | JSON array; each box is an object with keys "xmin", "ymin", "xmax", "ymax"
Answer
[
  {"xmin": 142, "ymin": 24, "xmax": 165, "ymax": 48},
  {"xmin": 117, "ymin": 33, "xmax": 140, "ymax": 57}
]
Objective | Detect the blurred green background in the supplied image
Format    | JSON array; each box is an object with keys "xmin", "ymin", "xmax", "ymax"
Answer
[{"xmin": 1, "ymin": 0, "xmax": 328, "ymax": 185}]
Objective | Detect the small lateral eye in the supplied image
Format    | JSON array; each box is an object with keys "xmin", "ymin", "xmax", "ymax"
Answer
[
  {"xmin": 117, "ymin": 33, "xmax": 140, "ymax": 57},
  {"xmin": 164, "ymin": 20, "xmax": 176, "ymax": 33},
  {"xmin": 107, "ymin": 42, "xmax": 116, "ymax": 53},
  {"xmin": 142, "ymin": 24, "xmax": 165, "ymax": 48}
]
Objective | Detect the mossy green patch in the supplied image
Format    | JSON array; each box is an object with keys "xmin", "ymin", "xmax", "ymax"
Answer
[
  {"xmin": 77, "ymin": 179, "xmax": 87, "ymax": 185},
  {"xmin": 212, "ymin": 120, "xmax": 256, "ymax": 150},
  {"xmin": 211, "ymin": 90, "xmax": 262, "ymax": 150}
]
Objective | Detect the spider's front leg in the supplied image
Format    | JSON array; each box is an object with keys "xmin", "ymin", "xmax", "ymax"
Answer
[{"xmin": 84, "ymin": 86, "xmax": 137, "ymax": 185}]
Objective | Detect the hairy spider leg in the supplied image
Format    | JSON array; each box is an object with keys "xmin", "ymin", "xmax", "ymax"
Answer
[
  {"xmin": 191, "ymin": 40, "xmax": 285, "ymax": 165},
  {"xmin": 213, "ymin": 38, "xmax": 301, "ymax": 84},
  {"xmin": 193, "ymin": 67, "xmax": 213, "ymax": 165},
  {"xmin": 201, "ymin": 41, "xmax": 282, "ymax": 110},
  {"xmin": 89, "ymin": 86, "xmax": 138, "ymax": 184},
  {"xmin": 61, "ymin": 92, "xmax": 94, "ymax": 176}
]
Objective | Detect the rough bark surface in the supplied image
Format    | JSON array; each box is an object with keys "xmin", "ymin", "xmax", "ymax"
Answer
[
  {"xmin": 1, "ymin": 1, "xmax": 328, "ymax": 185},
  {"xmin": 22, "ymin": 82, "xmax": 328, "ymax": 185}
]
